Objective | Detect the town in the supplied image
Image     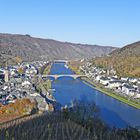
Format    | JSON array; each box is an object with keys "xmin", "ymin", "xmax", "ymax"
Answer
[
  {"xmin": 0, "ymin": 60, "xmax": 54, "ymax": 122},
  {"xmin": 80, "ymin": 61, "xmax": 140, "ymax": 103},
  {"xmin": 1, "ymin": 59, "xmax": 140, "ymax": 117}
]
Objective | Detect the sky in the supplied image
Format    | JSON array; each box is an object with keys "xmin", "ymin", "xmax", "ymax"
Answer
[{"xmin": 0, "ymin": 0, "xmax": 140, "ymax": 47}]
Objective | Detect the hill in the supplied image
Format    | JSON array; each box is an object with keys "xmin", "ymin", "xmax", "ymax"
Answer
[
  {"xmin": 0, "ymin": 102, "xmax": 139, "ymax": 140},
  {"xmin": 0, "ymin": 33, "xmax": 116, "ymax": 64},
  {"xmin": 110, "ymin": 41, "xmax": 140, "ymax": 57},
  {"xmin": 94, "ymin": 41, "xmax": 140, "ymax": 77}
]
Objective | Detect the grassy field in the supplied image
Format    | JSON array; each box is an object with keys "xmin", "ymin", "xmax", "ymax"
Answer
[{"xmin": 43, "ymin": 65, "xmax": 51, "ymax": 75}]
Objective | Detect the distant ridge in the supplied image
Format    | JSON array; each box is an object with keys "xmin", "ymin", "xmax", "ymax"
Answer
[{"xmin": 0, "ymin": 33, "xmax": 116, "ymax": 63}]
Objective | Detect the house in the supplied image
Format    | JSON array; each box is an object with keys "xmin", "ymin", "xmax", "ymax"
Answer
[
  {"xmin": 128, "ymin": 78, "xmax": 138, "ymax": 84},
  {"xmin": 10, "ymin": 71, "xmax": 16, "ymax": 76},
  {"xmin": 108, "ymin": 80, "xmax": 123, "ymax": 89},
  {"xmin": 100, "ymin": 77, "xmax": 110, "ymax": 86},
  {"xmin": 122, "ymin": 84, "xmax": 137, "ymax": 96},
  {"xmin": 24, "ymin": 64, "xmax": 38, "ymax": 75},
  {"xmin": 137, "ymin": 79, "xmax": 140, "ymax": 85},
  {"xmin": 10, "ymin": 77, "xmax": 22, "ymax": 86},
  {"xmin": 34, "ymin": 95, "xmax": 49, "ymax": 113},
  {"xmin": 6, "ymin": 94, "xmax": 17, "ymax": 104},
  {"xmin": 38, "ymin": 102, "xmax": 49, "ymax": 113},
  {"xmin": 121, "ymin": 77, "xmax": 129, "ymax": 82},
  {"xmin": 95, "ymin": 75, "xmax": 102, "ymax": 82},
  {"xmin": 134, "ymin": 91, "xmax": 140, "ymax": 99},
  {"xmin": 110, "ymin": 76, "xmax": 119, "ymax": 81},
  {"xmin": 30, "ymin": 92, "xmax": 40, "ymax": 97},
  {"xmin": 0, "ymin": 69, "xmax": 4, "ymax": 81},
  {"xmin": 9, "ymin": 66, "xmax": 18, "ymax": 76},
  {"xmin": 22, "ymin": 81, "xmax": 31, "ymax": 88}
]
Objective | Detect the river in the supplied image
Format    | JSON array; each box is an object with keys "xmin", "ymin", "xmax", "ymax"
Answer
[{"xmin": 50, "ymin": 62, "xmax": 140, "ymax": 128}]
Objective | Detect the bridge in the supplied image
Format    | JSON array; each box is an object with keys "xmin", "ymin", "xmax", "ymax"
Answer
[
  {"xmin": 42, "ymin": 74, "xmax": 87, "ymax": 80},
  {"xmin": 54, "ymin": 60, "xmax": 68, "ymax": 63}
]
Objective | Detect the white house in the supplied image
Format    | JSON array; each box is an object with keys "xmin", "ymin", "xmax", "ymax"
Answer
[
  {"xmin": 121, "ymin": 77, "xmax": 128, "ymax": 82},
  {"xmin": 100, "ymin": 77, "xmax": 110, "ymax": 86},
  {"xmin": 30, "ymin": 92, "xmax": 40, "ymax": 97},
  {"xmin": 128, "ymin": 78, "xmax": 138, "ymax": 84},
  {"xmin": 108, "ymin": 80, "xmax": 123, "ymax": 89},
  {"xmin": 110, "ymin": 77, "xmax": 119, "ymax": 81},
  {"xmin": 122, "ymin": 85, "xmax": 136, "ymax": 96},
  {"xmin": 134, "ymin": 93, "xmax": 140, "ymax": 99},
  {"xmin": 95, "ymin": 75, "xmax": 102, "ymax": 82},
  {"xmin": 22, "ymin": 81, "xmax": 31, "ymax": 88}
]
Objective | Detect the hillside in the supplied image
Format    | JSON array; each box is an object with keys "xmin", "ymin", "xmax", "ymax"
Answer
[
  {"xmin": 0, "ymin": 102, "xmax": 139, "ymax": 140},
  {"xmin": 0, "ymin": 33, "xmax": 116, "ymax": 64},
  {"xmin": 93, "ymin": 41, "xmax": 140, "ymax": 77},
  {"xmin": 110, "ymin": 41, "xmax": 140, "ymax": 57}
]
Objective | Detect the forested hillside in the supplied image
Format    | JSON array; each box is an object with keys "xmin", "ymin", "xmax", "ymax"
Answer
[
  {"xmin": 0, "ymin": 33, "xmax": 116, "ymax": 64},
  {"xmin": 93, "ymin": 41, "xmax": 140, "ymax": 77}
]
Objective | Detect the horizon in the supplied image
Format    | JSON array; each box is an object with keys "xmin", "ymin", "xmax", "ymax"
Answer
[
  {"xmin": 1, "ymin": 32, "xmax": 139, "ymax": 48},
  {"xmin": 0, "ymin": 32, "xmax": 119, "ymax": 47},
  {"xmin": 0, "ymin": 0, "xmax": 140, "ymax": 47}
]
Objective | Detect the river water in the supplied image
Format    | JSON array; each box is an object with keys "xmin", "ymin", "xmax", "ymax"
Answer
[{"xmin": 50, "ymin": 62, "xmax": 140, "ymax": 128}]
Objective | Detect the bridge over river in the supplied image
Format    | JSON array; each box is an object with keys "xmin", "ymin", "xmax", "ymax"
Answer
[
  {"xmin": 54, "ymin": 60, "xmax": 68, "ymax": 63},
  {"xmin": 42, "ymin": 74, "xmax": 87, "ymax": 80}
]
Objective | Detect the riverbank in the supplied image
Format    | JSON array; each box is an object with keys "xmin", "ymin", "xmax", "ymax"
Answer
[
  {"xmin": 68, "ymin": 63, "xmax": 140, "ymax": 110},
  {"xmin": 81, "ymin": 77, "xmax": 140, "ymax": 110},
  {"xmin": 41, "ymin": 62, "xmax": 52, "ymax": 90}
]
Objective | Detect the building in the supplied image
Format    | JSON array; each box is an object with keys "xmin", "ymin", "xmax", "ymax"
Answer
[
  {"xmin": 122, "ymin": 84, "xmax": 137, "ymax": 96},
  {"xmin": 100, "ymin": 77, "xmax": 110, "ymax": 86},
  {"xmin": 108, "ymin": 80, "xmax": 123, "ymax": 89},
  {"xmin": 4, "ymin": 70, "xmax": 9, "ymax": 83}
]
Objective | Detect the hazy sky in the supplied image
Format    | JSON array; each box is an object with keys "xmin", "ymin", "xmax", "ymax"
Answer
[{"xmin": 0, "ymin": 0, "xmax": 140, "ymax": 47}]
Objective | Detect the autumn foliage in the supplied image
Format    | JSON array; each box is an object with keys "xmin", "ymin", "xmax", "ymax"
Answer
[
  {"xmin": 93, "ymin": 56, "xmax": 140, "ymax": 77},
  {"xmin": 0, "ymin": 98, "xmax": 36, "ymax": 123}
]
